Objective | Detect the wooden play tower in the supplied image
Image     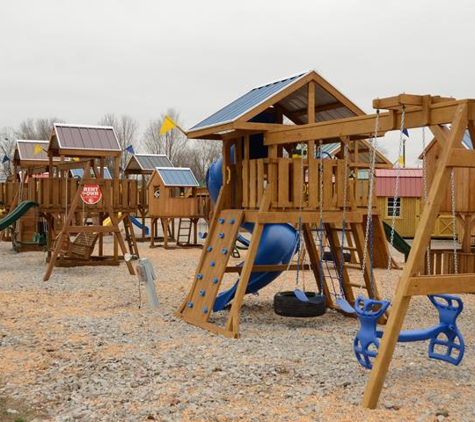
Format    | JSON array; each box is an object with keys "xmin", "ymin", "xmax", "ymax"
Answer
[{"xmin": 177, "ymin": 70, "xmax": 393, "ymax": 337}]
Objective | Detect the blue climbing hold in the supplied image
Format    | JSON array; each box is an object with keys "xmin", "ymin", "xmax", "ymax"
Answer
[
  {"xmin": 207, "ymin": 246, "xmax": 213, "ymax": 252},
  {"xmin": 187, "ymin": 302, "xmax": 193, "ymax": 308},
  {"xmin": 219, "ymin": 218, "xmax": 225, "ymax": 224},
  {"xmin": 219, "ymin": 232, "xmax": 225, "ymax": 238},
  {"xmin": 229, "ymin": 219, "xmax": 235, "ymax": 224},
  {"xmin": 203, "ymin": 307, "xmax": 209, "ymax": 313},
  {"xmin": 222, "ymin": 248, "xmax": 228, "ymax": 255},
  {"xmin": 212, "ymin": 277, "xmax": 219, "ymax": 284},
  {"xmin": 197, "ymin": 273, "xmax": 203, "ymax": 280},
  {"xmin": 199, "ymin": 290, "xmax": 206, "ymax": 296},
  {"xmin": 210, "ymin": 261, "xmax": 216, "ymax": 267}
]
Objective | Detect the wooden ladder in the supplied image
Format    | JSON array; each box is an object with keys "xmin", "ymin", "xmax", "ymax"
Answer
[
  {"xmin": 324, "ymin": 221, "xmax": 385, "ymax": 310},
  {"xmin": 123, "ymin": 215, "xmax": 140, "ymax": 257},
  {"xmin": 177, "ymin": 218, "xmax": 192, "ymax": 246},
  {"xmin": 176, "ymin": 209, "xmax": 244, "ymax": 336}
]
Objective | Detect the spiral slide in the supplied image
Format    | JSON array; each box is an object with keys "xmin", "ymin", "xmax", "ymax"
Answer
[{"xmin": 207, "ymin": 157, "xmax": 299, "ymax": 311}]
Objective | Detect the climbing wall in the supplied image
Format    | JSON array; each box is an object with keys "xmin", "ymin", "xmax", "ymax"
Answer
[{"xmin": 177, "ymin": 209, "xmax": 244, "ymax": 329}]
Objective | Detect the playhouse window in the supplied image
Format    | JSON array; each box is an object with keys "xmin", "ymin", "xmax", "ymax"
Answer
[{"xmin": 387, "ymin": 197, "xmax": 401, "ymax": 217}]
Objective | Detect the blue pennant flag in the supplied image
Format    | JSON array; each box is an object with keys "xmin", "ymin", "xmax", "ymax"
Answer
[
  {"xmin": 1, "ymin": 155, "xmax": 10, "ymax": 164},
  {"xmin": 402, "ymin": 128, "xmax": 409, "ymax": 137},
  {"xmin": 125, "ymin": 145, "xmax": 135, "ymax": 155}
]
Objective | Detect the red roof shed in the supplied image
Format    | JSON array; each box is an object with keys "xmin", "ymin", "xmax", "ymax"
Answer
[{"xmin": 375, "ymin": 168, "xmax": 422, "ymax": 197}]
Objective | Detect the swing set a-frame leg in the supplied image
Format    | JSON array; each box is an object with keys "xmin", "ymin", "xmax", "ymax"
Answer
[{"xmin": 362, "ymin": 104, "xmax": 468, "ymax": 409}]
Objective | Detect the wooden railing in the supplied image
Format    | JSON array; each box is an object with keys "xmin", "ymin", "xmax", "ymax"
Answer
[
  {"xmin": 241, "ymin": 158, "xmax": 373, "ymax": 210},
  {"xmin": 423, "ymin": 249, "xmax": 475, "ymax": 275},
  {"xmin": 1, "ymin": 179, "xmax": 139, "ymax": 212},
  {"xmin": 0, "ymin": 182, "xmax": 19, "ymax": 210}
]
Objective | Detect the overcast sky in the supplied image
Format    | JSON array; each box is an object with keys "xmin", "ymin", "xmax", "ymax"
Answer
[{"xmin": 2, "ymin": 0, "xmax": 474, "ymax": 164}]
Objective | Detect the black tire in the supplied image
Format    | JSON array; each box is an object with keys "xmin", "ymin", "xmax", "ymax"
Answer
[{"xmin": 274, "ymin": 291, "xmax": 326, "ymax": 317}]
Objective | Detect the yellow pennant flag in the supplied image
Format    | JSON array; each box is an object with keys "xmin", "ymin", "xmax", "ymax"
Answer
[
  {"xmin": 34, "ymin": 144, "xmax": 44, "ymax": 155},
  {"xmin": 159, "ymin": 116, "xmax": 178, "ymax": 135},
  {"xmin": 398, "ymin": 156, "xmax": 405, "ymax": 167}
]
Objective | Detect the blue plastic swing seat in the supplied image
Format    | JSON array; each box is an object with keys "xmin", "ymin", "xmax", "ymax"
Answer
[{"xmin": 353, "ymin": 294, "xmax": 465, "ymax": 369}]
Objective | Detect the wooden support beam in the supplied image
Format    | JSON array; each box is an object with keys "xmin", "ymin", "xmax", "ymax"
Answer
[
  {"xmin": 448, "ymin": 149, "xmax": 475, "ymax": 167},
  {"xmin": 265, "ymin": 99, "xmax": 473, "ymax": 146},
  {"xmin": 405, "ymin": 274, "xmax": 475, "ymax": 296},
  {"xmin": 244, "ymin": 210, "xmax": 365, "ymax": 224}
]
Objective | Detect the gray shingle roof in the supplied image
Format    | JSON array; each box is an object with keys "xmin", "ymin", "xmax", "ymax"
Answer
[{"xmin": 156, "ymin": 167, "xmax": 199, "ymax": 187}]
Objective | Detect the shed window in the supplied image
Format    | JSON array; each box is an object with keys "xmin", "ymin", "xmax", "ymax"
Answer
[{"xmin": 387, "ymin": 197, "xmax": 401, "ymax": 217}]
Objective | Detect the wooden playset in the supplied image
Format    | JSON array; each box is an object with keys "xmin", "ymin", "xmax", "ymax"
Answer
[
  {"xmin": 177, "ymin": 70, "xmax": 393, "ymax": 337},
  {"xmin": 124, "ymin": 153, "xmax": 174, "ymax": 241},
  {"xmin": 0, "ymin": 124, "xmax": 140, "ymax": 279},
  {"xmin": 147, "ymin": 167, "xmax": 210, "ymax": 248}
]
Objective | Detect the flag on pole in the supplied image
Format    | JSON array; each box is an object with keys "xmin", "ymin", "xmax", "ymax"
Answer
[
  {"xmin": 159, "ymin": 116, "xmax": 178, "ymax": 135},
  {"xmin": 34, "ymin": 144, "xmax": 44, "ymax": 155},
  {"xmin": 398, "ymin": 156, "xmax": 405, "ymax": 167},
  {"xmin": 402, "ymin": 128, "xmax": 409, "ymax": 137},
  {"xmin": 125, "ymin": 145, "xmax": 135, "ymax": 155},
  {"xmin": 1, "ymin": 155, "xmax": 9, "ymax": 164}
]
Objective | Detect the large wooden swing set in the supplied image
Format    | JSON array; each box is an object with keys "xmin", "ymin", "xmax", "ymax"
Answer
[{"xmin": 266, "ymin": 93, "xmax": 475, "ymax": 408}]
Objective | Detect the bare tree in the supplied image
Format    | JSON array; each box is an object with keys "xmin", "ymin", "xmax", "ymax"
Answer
[
  {"xmin": 185, "ymin": 140, "xmax": 222, "ymax": 184},
  {"xmin": 98, "ymin": 113, "xmax": 139, "ymax": 173},
  {"xmin": 17, "ymin": 117, "xmax": 63, "ymax": 140},
  {"xmin": 0, "ymin": 127, "xmax": 17, "ymax": 179},
  {"xmin": 142, "ymin": 108, "xmax": 188, "ymax": 166}
]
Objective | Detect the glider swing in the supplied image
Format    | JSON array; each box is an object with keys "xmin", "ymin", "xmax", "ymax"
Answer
[{"xmin": 353, "ymin": 107, "xmax": 465, "ymax": 369}]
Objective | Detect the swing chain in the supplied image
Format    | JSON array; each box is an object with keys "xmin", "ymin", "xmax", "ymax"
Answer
[
  {"xmin": 339, "ymin": 141, "xmax": 350, "ymax": 281},
  {"xmin": 385, "ymin": 106, "xmax": 406, "ymax": 285},
  {"xmin": 450, "ymin": 169, "xmax": 458, "ymax": 274},
  {"xmin": 318, "ymin": 141, "xmax": 325, "ymax": 291},
  {"xmin": 359, "ymin": 110, "xmax": 380, "ymax": 295},
  {"xmin": 422, "ymin": 126, "xmax": 431, "ymax": 274}
]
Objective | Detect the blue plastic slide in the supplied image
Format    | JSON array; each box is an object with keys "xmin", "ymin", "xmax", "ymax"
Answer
[
  {"xmin": 206, "ymin": 157, "xmax": 299, "ymax": 311},
  {"xmin": 130, "ymin": 216, "xmax": 150, "ymax": 236}
]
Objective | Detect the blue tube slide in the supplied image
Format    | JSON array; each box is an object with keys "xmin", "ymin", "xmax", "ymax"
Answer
[
  {"xmin": 206, "ymin": 157, "xmax": 299, "ymax": 311},
  {"xmin": 130, "ymin": 216, "xmax": 150, "ymax": 236}
]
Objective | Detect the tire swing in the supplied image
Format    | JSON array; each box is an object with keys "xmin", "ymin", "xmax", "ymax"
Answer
[{"xmin": 273, "ymin": 143, "xmax": 326, "ymax": 318}]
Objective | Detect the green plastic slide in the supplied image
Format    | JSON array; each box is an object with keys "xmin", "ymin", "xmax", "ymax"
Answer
[
  {"xmin": 0, "ymin": 201, "xmax": 38, "ymax": 231},
  {"xmin": 382, "ymin": 221, "xmax": 411, "ymax": 262}
]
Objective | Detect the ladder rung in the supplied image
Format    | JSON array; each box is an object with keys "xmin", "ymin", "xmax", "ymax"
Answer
[
  {"xmin": 343, "ymin": 246, "xmax": 357, "ymax": 251},
  {"xmin": 345, "ymin": 282, "xmax": 366, "ymax": 288},
  {"xmin": 344, "ymin": 263, "xmax": 361, "ymax": 270}
]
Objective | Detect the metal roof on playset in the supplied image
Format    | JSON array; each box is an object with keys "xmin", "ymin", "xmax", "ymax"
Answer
[
  {"xmin": 125, "ymin": 154, "xmax": 174, "ymax": 174},
  {"xmin": 50, "ymin": 123, "xmax": 121, "ymax": 153},
  {"xmin": 155, "ymin": 167, "xmax": 199, "ymax": 187}
]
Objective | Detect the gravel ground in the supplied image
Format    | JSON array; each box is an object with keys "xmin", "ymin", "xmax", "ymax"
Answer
[{"xmin": 1, "ymin": 237, "xmax": 475, "ymax": 422}]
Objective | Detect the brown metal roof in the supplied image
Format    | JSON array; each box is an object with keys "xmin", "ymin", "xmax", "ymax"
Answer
[
  {"xmin": 52, "ymin": 123, "xmax": 121, "ymax": 152},
  {"xmin": 15, "ymin": 140, "xmax": 49, "ymax": 161}
]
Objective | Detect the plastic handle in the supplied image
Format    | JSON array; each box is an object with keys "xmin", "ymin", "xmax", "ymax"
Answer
[{"xmin": 226, "ymin": 166, "xmax": 231, "ymax": 184}]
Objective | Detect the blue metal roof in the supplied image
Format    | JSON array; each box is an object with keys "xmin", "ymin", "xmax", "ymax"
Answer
[
  {"xmin": 462, "ymin": 130, "xmax": 473, "ymax": 149},
  {"xmin": 70, "ymin": 167, "xmax": 112, "ymax": 179},
  {"xmin": 156, "ymin": 167, "xmax": 199, "ymax": 187},
  {"xmin": 190, "ymin": 71, "xmax": 309, "ymax": 131}
]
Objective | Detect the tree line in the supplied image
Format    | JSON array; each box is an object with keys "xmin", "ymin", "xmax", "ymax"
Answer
[{"xmin": 0, "ymin": 108, "xmax": 221, "ymax": 184}]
